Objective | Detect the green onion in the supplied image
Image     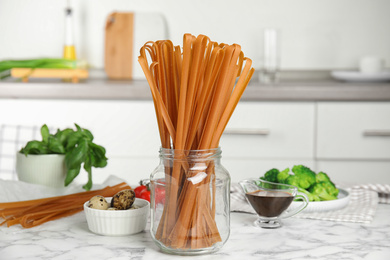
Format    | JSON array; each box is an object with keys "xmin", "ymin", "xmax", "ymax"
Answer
[{"xmin": 0, "ymin": 58, "xmax": 87, "ymax": 74}]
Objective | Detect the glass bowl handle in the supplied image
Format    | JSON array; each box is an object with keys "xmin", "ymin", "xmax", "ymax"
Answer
[{"xmin": 281, "ymin": 192, "xmax": 309, "ymax": 219}]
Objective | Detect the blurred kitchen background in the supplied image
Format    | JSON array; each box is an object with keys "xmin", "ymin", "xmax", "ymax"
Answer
[
  {"xmin": 1, "ymin": 0, "xmax": 389, "ymax": 71},
  {"xmin": 0, "ymin": 0, "xmax": 389, "ymax": 187}
]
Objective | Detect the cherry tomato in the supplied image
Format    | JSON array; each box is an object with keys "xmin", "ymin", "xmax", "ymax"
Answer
[
  {"xmin": 134, "ymin": 180, "xmax": 151, "ymax": 202},
  {"xmin": 134, "ymin": 185, "xmax": 147, "ymax": 198},
  {"xmin": 140, "ymin": 190, "xmax": 151, "ymax": 202}
]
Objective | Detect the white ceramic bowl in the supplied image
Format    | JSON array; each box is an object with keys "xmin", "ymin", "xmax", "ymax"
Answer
[
  {"xmin": 289, "ymin": 188, "xmax": 350, "ymax": 213},
  {"xmin": 84, "ymin": 197, "xmax": 149, "ymax": 236},
  {"xmin": 16, "ymin": 153, "xmax": 66, "ymax": 188}
]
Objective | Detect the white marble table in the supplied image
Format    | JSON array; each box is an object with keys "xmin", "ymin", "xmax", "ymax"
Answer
[{"xmin": 1, "ymin": 204, "xmax": 389, "ymax": 260}]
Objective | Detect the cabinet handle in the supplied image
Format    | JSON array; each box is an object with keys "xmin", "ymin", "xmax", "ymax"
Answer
[
  {"xmin": 223, "ymin": 128, "xmax": 270, "ymax": 136},
  {"xmin": 363, "ymin": 130, "xmax": 390, "ymax": 137}
]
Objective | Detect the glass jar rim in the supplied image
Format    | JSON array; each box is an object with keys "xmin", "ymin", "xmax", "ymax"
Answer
[{"xmin": 159, "ymin": 147, "xmax": 222, "ymax": 160}]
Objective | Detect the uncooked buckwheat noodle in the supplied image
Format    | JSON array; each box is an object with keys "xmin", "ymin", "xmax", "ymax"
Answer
[
  {"xmin": 138, "ymin": 34, "xmax": 254, "ymax": 249},
  {"xmin": 0, "ymin": 182, "xmax": 131, "ymax": 228}
]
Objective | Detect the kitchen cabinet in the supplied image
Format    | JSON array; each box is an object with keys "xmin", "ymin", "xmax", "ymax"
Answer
[
  {"xmin": 316, "ymin": 102, "xmax": 390, "ymax": 183},
  {"xmin": 220, "ymin": 102, "xmax": 316, "ymax": 181},
  {"xmin": 0, "ymin": 99, "xmax": 317, "ymax": 184},
  {"xmin": 317, "ymin": 102, "xmax": 390, "ymax": 159},
  {"xmin": 1, "ymin": 98, "xmax": 389, "ymax": 185}
]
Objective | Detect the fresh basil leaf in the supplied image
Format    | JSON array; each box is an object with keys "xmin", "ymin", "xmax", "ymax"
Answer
[
  {"xmin": 84, "ymin": 153, "xmax": 92, "ymax": 171},
  {"xmin": 92, "ymin": 153, "xmax": 108, "ymax": 167},
  {"xmin": 55, "ymin": 128, "xmax": 74, "ymax": 146},
  {"xmin": 65, "ymin": 165, "xmax": 81, "ymax": 186},
  {"xmin": 90, "ymin": 142, "xmax": 106, "ymax": 155},
  {"xmin": 48, "ymin": 136, "xmax": 66, "ymax": 154},
  {"xmin": 82, "ymin": 154, "xmax": 93, "ymax": 190},
  {"xmin": 65, "ymin": 138, "xmax": 88, "ymax": 169},
  {"xmin": 90, "ymin": 152, "xmax": 97, "ymax": 166},
  {"xmin": 21, "ymin": 140, "xmax": 49, "ymax": 155},
  {"xmin": 89, "ymin": 150, "xmax": 107, "ymax": 168},
  {"xmin": 65, "ymin": 131, "xmax": 82, "ymax": 150},
  {"xmin": 75, "ymin": 123, "xmax": 82, "ymax": 132},
  {"xmin": 81, "ymin": 128, "xmax": 94, "ymax": 141},
  {"xmin": 90, "ymin": 143, "xmax": 108, "ymax": 167},
  {"xmin": 82, "ymin": 172, "xmax": 93, "ymax": 190},
  {"xmin": 41, "ymin": 124, "xmax": 50, "ymax": 144}
]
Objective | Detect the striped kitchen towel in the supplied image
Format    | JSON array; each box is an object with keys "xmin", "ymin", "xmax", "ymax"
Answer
[
  {"xmin": 352, "ymin": 184, "xmax": 390, "ymax": 204},
  {"xmin": 293, "ymin": 188, "xmax": 378, "ymax": 223},
  {"xmin": 230, "ymin": 183, "xmax": 384, "ymax": 223}
]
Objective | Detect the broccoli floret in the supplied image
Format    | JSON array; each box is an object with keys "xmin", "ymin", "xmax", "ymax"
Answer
[
  {"xmin": 297, "ymin": 187, "xmax": 320, "ymax": 202},
  {"xmin": 260, "ymin": 168, "xmax": 279, "ymax": 183},
  {"xmin": 291, "ymin": 165, "xmax": 316, "ymax": 189},
  {"xmin": 321, "ymin": 181, "xmax": 339, "ymax": 197},
  {"xmin": 261, "ymin": 168, "xmax": 290, "ymax": 184},
  {"xmin": 285, "ymin": 174, "xmax": 300, "ymax": 187},
  {"xmin": 315, "ymin": 172, "xmax": 339, "ymax": 197},
  {"xmin": 309, "ymin": 182, "xmax": 338, "ymax": 201},
  {"xmin": 261, "ymin": 165, "xmax": 339, "ymax": 202},
  {"xmin": 277, "ymin": 168, "xmax": 290, "ymax": 183},
  {"xmin": 285, "ymin": 175, "xmax": 319, "ymax": 201},
  {"xmin": 316, "ymin": 171, "xmax": 331, "ymax": 183}
]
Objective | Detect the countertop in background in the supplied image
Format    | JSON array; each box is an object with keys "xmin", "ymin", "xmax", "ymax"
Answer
[{"xmin": 1, "ymin": 70, "xmax": 390, "ymax": 101}]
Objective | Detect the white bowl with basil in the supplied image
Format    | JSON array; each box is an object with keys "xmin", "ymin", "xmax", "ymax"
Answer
[{"xmin": 16, "ymin": 124, "xmax": 108, "ymax": 190}]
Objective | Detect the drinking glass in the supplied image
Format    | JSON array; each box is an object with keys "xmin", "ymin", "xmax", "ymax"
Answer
[{"xmin": 259, "ymin": 28, "xmax": 280, "ymax": 84}]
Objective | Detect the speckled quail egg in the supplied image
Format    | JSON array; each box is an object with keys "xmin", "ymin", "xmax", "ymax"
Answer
[
  {"xmin": 111, "ymin": 189, "xmax": 136, "ymax": 210},
  {"xmin": 88, "ymin": 195, "xmax": 109, "ymax": 210}
]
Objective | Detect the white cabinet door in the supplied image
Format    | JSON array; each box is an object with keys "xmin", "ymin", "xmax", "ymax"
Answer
[
  {"xmin": 317, "ymin": 160, "xmax": 390, "ymax": 184},
  {"xmin": 317, "ymin": 102, "xmax": 390, "ymax": 159},
  {"xmin": 220, "ymin": 102, "xmax": 315, "ymax": 160}
]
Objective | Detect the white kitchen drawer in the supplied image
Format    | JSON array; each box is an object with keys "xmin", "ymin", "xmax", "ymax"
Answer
[
  {"xmin": 317, "ymin": 160, "xmax": 390, "ymax": 184},
  {"xmin": 219, "ymin": 102, "xmax": 315, "ymax": 159},
  {"xmin": 317, "ymin": 102, "xmax": 390, "ymax": 159}
]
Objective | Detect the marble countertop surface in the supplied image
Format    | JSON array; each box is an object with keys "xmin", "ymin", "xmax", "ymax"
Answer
[{"xmin": 1, "ymin": 204, "xmax": 389, "ymax": 260}]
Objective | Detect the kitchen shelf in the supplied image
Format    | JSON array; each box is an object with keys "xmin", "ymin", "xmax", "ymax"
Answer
[{"xmin": 1, "ymin": 70, "xmax": 390, "ymax": 101}]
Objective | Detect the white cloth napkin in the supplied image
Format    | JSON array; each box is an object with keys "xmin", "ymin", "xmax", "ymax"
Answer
[{"xmin": 230, "ymin": 183, "xmax": 385, "ymax": 224}]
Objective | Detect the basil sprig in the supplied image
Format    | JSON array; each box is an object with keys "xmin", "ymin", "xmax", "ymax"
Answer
[{"xmin": 20, "ymin": 124, "xmax": 108, "ymax": 191}]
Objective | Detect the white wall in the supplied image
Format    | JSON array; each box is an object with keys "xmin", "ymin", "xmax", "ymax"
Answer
[{"xmin": 0, "ymin": 0, "xmax": 389, "ymax": 72}]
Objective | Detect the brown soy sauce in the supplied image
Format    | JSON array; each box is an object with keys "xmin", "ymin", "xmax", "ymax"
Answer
[{"xmin": 246, "ymin": 189, "xmax": 294, "ymax": 217}]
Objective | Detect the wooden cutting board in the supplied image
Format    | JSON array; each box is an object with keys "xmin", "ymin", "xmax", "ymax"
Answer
[{"xmin": 104, "ymin": 12, "xmax": 134, "ymax": 79}]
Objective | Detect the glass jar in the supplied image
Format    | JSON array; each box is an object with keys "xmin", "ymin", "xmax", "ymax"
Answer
[{"xmin": 150, "ymin": 147, "xmax": 230, "ymax": 255}]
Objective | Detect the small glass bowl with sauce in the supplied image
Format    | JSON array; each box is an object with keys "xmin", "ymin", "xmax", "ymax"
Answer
[{"xmin": 239, "ymin": 179, "xmax": 309, "ymax": 228}]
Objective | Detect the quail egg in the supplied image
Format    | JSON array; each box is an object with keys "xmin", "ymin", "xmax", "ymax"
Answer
[
  {"xmin": 111, "ymin": 189, "xmax": 136, "ymax": 210},
  {"xmin": 88, "ymin": 195, "xmax": 109, "ymax": 210}
]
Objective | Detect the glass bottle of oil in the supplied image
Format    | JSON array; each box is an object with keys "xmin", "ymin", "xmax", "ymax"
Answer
[{"xmin": 63, "ymin": 1, "xmax": 76, "ymax": 60}]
